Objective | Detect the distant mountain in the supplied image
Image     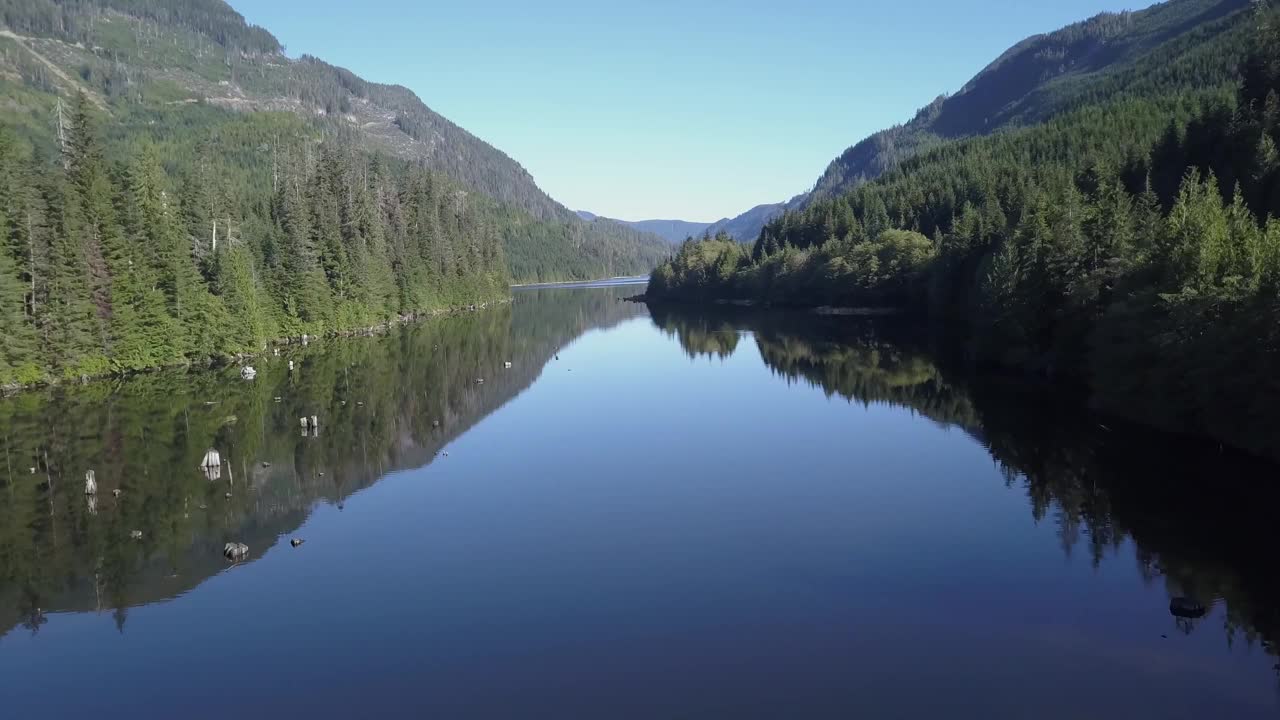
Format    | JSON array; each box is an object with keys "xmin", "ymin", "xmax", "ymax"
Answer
[
  {"xmin": 711, "ymin": 0, "xmax": 1251, "ymax": 243},
  {"xmin": 705, "ymin": 202, "xmax": 791, "ymax": 242},
  {"xmin": 576, "ymin": 212, "xmax": 713, "ymax": 244}
]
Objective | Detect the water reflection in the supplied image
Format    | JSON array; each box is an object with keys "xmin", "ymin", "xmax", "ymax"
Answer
[
  {"xmin": 0, "ymin": 286, "xmax": 643, "ymax": 639},
  {"xmin": 650, "ymin": 303, "xmax": 1280, "ymax": 673}
]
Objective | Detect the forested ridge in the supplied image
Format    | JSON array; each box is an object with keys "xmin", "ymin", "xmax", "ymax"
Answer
[
  {"xmin": 0, "ymin": 0, "xmax": 668, "ymax": 286},
  {"xmin": 649, "ymin": 2, "xmax": 1280, "ymax": 459},
  {"xmin": 706, "ymin": 0, "xmax": 1254, "ymax": 243}
]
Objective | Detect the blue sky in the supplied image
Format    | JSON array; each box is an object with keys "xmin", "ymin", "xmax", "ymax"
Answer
[{"xmin": 229, "ymin": 0, "xmax": 1143, "ymax": 222}]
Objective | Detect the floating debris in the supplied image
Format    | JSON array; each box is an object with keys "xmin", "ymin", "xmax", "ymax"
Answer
[
  {"xmin": 223, "ymin": 542, "xmax": 250, "ymax": 561},
  {"xmin": 240, "ymin": 366, "xmax": 258, "ymax": 381},
  {"xmin": 129, "ymin": 530, "xmax": 143, "ymax": 541},
  {"xmin": 84, "ymin": 470, "xmax": 97, "ymax": 496},
  {"xmin": 504, "ymin": 362, "xmax": 513, "ymax": 369},
  {"xmin": 225, "ymin": 492, "xmax": 233, "ymax": 500},
  {"xmin": 288, "ymin": 360, "xmax": 295, "ymax": 371},
  {"xmin": 291, "ymin": 538, "xmax": 305, "ymax": 548},
  {"xmin": 112, "ymin": 489, "xmax": 122, "ymax": 498},
  {"xmin": 274, "ymin": 397, "xmax": 283, "ymax": 403},
  {"xmin": 202, "ymin": 454, "xmax": 223, "ymax": 481},
  {"xmin": 433, "ymin": 420, "xmax": 440, "ymax": 428},
  {"xmin": 318, "ymin": 472, "xmax": 325, "ymax": 477},
  {"xmin": 201, "ymin": 449, "xmax": 222, "ymax": 468},
  {"xmin": 262, "ymin": 461, "xmax": 272, "ymax": 468}
]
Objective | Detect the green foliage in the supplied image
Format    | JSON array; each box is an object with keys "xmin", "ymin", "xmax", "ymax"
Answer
[{"xmin": 0, "ymin": 92, "xmax": 510, "ymax": 383}]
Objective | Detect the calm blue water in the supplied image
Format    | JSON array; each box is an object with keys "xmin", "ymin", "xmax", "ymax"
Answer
[{"xmin": 0, "ymin": 286, "xmax": 1276, "ymax": 718}]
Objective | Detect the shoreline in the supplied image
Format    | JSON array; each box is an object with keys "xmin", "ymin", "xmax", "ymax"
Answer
[{"xmin": 0, "ymin": 296, "xmax": 512, "ymax": 396}]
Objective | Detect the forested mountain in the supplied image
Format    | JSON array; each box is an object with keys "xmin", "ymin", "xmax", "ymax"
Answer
[
  {"xmin": 576, "ymin": 211, "xmax": 713, "ymax": 244},
  {"xmin": 648, "ymin": 1, "xmax": 1280, "ymax": 461},
  {"xmin": 0, "ymin": 0, "xmax": 670, "ymax": 385},
  {"xmin": 0, "ymin": 0, "xmax": 669, "ymax": 283},
  {"xmin": 710, "ymin": 0, "xmax": 1253, "ymax": 243}
]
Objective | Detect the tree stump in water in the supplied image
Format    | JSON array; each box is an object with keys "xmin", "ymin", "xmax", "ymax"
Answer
[{"xmin": 223, "ymin": 542, "xmax": 250, "ymax": 561}]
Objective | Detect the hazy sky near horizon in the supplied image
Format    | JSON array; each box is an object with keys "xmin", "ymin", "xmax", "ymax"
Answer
[{"xmin": 229, "ymin": 0, "xmax": 1141, "ymax": 222}]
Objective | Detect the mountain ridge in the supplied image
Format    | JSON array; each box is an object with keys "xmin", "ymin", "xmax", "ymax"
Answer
[
  {"xmin": 0, "ymin": 0, "xmax": 669, "ymax": 281},
  {"xmin": 707, "ymin": 0, "xmax": 1252, "ymax": 243},
  {"xmin": 575, "ymin": 211, "xmax": 714, "ymax": 244}
]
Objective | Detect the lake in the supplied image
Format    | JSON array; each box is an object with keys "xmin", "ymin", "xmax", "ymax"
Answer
[{"xmin": 1, "ymin": 283, "xmax": 1277, "ymax": 719}]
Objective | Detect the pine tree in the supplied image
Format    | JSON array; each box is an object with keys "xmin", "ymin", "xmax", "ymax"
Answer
[
  {"xmin": 213, "ymin": 243, "xmax": 267, "ymax": 353},
  {"xmin": 43, "ymin": 180, "xmax": 106, "ymax": 377}
]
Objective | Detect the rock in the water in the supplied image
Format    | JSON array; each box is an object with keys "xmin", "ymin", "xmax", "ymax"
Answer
[
  {"xmin": 1170, "ymin": 597, "xmax": 1208, "ymax": 619},
  {"xmin": 223, "ymin": 542, "xmax": 250, "ymax": 561},
  {"xmin": 291, "ymin": 538, "xmax": 305, "ymax": 548},
  {"xmin": 129, "ymin": 530, "xmax": 143, "ymax": 540}
]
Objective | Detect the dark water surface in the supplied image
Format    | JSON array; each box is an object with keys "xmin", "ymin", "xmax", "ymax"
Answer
[{"xmin": 1, "ymin": 286, "xmax": 1278, "ymax": 719}]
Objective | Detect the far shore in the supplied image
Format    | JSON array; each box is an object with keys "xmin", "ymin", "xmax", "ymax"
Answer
[{"xmin": 511, "ymin": 276, "xmax": 650, "ymax": 290}]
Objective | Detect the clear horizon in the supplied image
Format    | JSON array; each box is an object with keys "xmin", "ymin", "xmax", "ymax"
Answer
[{"xmin": 230, "ymin": 0, "xmax": 1142, "ymax": 222}]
